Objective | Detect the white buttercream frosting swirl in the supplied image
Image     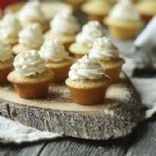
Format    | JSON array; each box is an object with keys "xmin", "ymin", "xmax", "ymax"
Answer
[
  {"xmin": 14, "ymin": 50, "xmax": 46, "ymax": 77},
  {"xmin": 0, "ymin": 13, "xmax": 21, "ymax": 40},
  {"xmin": 39, "ymin": 38, "xmax": 69, "ymax": 62},
  {"xmin": 76, "ymin": 21, "xmax": 104, "ymax": 48},
  {"xmin": 19, "ymin": 23, "xmax": 43, "ymax": 49},
  {"xmin": 50, "ymin": 11, "xmax": 80, "ymax": 35},
  {"xmin": 18, "ymin": 2, "xmax": 45, "ymax": 25},
  {"xmin": 69, "ymin": 55, "xmax": 107, "ymax": 80},
  {"xmin": 0, "ymin": 41, "xmax": 12, "ymax": 62},
  {"xmin": 109, "ymin": 0, "xmax": 140, "ymax": 21},
  {"xmin": 89, "ymin": 37, "xmax": 119, "ymax": 59}
]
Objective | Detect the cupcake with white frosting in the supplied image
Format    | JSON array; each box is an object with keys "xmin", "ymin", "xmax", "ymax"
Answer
[
  {"xmin": 65, "ymin": 55, "xmax": 109, "ymax": 105},
  {"xmin": 0, "ymin": 13, "xmax": 21, "ymax": 45},
  {"xmin": 39, "ymin": 38, "xmax": 73, "ymax": 82},
  {"xmin": 0, "ymin": 41, "xmax": 13, "ymax": 84},
  {"xmin": 13, "ymin": 23, "xmax": 44, "ymax": 55},
  {"xmin": 70, "ymin": 21, "xmax": 105, "ymax": 58},
  {"xmin": 89, "ymin": 37, "xmax": 125, "ymax": 82},
  {"xmin": 7, "ymin": 50, "xmax": 54, "ymax": 99},
  {"xmin": 82, "ymin": 0, "xmax": 112, "ymax": 23},
  {"xmin": 44, "ymin": 11, "xmax": 80, "ymax": 50},
  {"xmin": 18, "ymin": 2, "xmax": 48, "ymax": 32},
  {"xmin": 104, "ymin": 0, "xmax": 143, "ymax": 40}
]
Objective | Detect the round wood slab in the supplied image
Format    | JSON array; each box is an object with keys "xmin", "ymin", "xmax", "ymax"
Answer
[{"xmin": 0, "ymin": 73, "xmax": 144, "ymax": 140}]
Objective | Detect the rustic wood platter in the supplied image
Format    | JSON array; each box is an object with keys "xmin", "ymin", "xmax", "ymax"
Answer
[{"xmin": 0, "ymin": 73, "xmax": 144, "ymax": 140}]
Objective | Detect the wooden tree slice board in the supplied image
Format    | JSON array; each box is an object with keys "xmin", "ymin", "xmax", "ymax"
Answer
[{"xmin": 0, "ymin": 73, "xmax": 144, "ymax": 140}]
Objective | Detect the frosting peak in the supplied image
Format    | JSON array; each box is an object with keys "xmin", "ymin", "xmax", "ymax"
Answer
[
  {"xmin": 19, "ymin": 23, "xmax": 43, "ymax": 49},
  {"xmin": 69, "ymin": 55, "xmax": 107, "ymax": 81},
  {"xmin": 109, "ymin": 0, "xmax": 140, "ymax": 21},
  {"xmin": 76, "ymin": 21, "xmax": 104, "ymax": 48},
  {"xmin": 18, "ymin": 2, "xmax": 45, "ymax": 25},
  {"xmin": 89, "ymin": 37, "xmax": 119, "ymax": 59},
  {"xmin": 14, "ymin": 50, "xmax": 46, "ymax": 77},
  {"xmin": 0, "ymin": 41, "xmax": 12, "ymax": 62},
  {"xmin": 50, "ymin": 11, "xmax": 80, "ymax": 35},
  {"xmin": 39, "ymin": 38, "xmax": 69, "ymax": 62},
  {"xmin": 0, "ymin": 13, "xmax": 21, "ymax": 40}
]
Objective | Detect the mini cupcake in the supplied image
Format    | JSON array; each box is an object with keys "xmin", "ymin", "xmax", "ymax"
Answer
[
  {"xmin": 18, "ymin": 2, "xmax": 48, "ymax": 32},
  {"xmin": 89, "ymin": 37, "xmax": 125, "ymax": 83},
  {"xmin": 136, "ymin": 0, "xmax": 156, "ymax": 24},
  {"xmin": 65, "ymin": 55, "xmax": 109, "ymax": 105},
  {"xmin": 13, "ymin": 23, "xmax": 44, "ymax": 55},
  {"xmin": 0, "ymin": 13, "xmax": 21, "ymax": 46},
  {"xmin": 0, "ymin": 41, "xmax": 13, "ymax": 84},
  {"xmin": 7, "ymin": 50, "xmax": 54, "ymax": 99},
  {"xmin": 104, "ymin": 0, "xmax": 143, "ymax": 40},
  {"xmin": 44, "ymin": 11, "xmax": 80, "ymax": 51},
  {"xmin": 69, "ymin": 21, "xmax": 105, "ymax": 58},
  {"xmin": 39, "ymin": 38, "xmax": 73, "ymax": 82},
  {"xmin": 82, "ymin": 0, "xmax": 112, "ymax": 23}
]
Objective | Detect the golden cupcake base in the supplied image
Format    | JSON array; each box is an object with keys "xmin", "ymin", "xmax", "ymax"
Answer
[
  {"xmin": 66, "ymin": 78, "xmax": 109, "ymax": 105},
  {"xmin": 69, "ymin": 43, "xmax": 89, "ymax": 58},
  {"xmin": 104, "ymin": 18, "xmax": 143, "ymax": 40},
  {"xmin": 7, "ymin": 69, "xmax": 54, "ymax": 99},
  {"xmin": 99, "ymin": 58, "xmax": 125, "ymax": 83},
  {"xmin": 14, "ymin": 81, "xmax": 50, "ymax": 99},
  {"xmin": 47, "ymin": 60, "xmax": 73, "ymax": 82}
]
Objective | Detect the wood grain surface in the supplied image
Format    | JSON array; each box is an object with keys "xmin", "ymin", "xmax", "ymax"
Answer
[{"xmin": 0, "ymin": 74, "xmax": 144, "ymax": 140}]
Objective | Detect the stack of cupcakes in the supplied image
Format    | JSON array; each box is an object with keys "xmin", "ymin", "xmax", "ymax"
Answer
[{"xmin": 0, "ymin": 0, "xmax": 126, "ymax": 106}]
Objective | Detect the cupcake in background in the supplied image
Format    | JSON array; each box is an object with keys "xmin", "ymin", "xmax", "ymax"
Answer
[
  {"xmin": 13, "ymin": 23, "xmax": 44, "ymax": 55},
  {"xmin": 44, "ymin": 11, "xmax": 80, "ymax": 51},
  {"xmin": 70, "ymin": 21, "xmax": 105, "ymax": 58},
  {"xmin": 0, "ymin": 13, "xmax": 21, "ymax": 45},
  {"xmin": 0, "ymin": 41, "xmax": 13, "ymax": 84},
  {"xmin": 89, "ymin": 37, "xmax": 125, "ymax": 83},
  {"xmin": 39, "ymin": 38, "xmax": 73, "ymax": 82},
  {"xmin": 104, "ymin": 0, "xmax": 143, "ymax": 40},
  {"xmin": 136, "ymin": 0, "xmax": 156, "ymax": 24},
  {"xmin": 82, "ymin": 0, "xmax": 112, "ymax": 23},
  {"xmin": 8, "ymin": 50, "xmax": 54, "ymax": 99},
  {"xmin": 65, "ymin": 55, "xmax": 109, "ymax": 105},
  {"xmin": 18, "ymin": 2, "xmax": 49, "ymax": 32}
]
